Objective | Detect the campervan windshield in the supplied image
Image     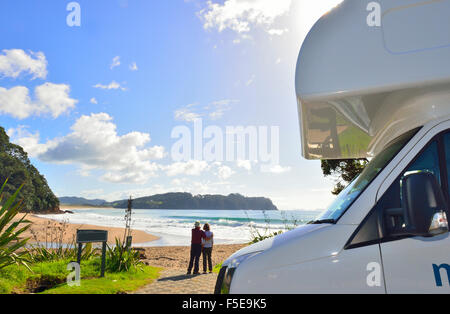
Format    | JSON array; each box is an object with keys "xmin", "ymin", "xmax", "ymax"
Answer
[{"xmin": 316, "ymin": 128, "xmax": 420, "ymax": 222}]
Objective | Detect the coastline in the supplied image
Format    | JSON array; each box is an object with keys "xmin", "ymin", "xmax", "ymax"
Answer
[
  {"xmin": 18, "ymin": 206, "xmax": 295, "ymax": 249},
  {"xmin": 16, "ymin": 212, "xmax": 247, "ymax": 270},
  {"xmin": 29, "ymin": 207, "xmax": 313, "ymax": 247},
  {"xmin": 20, "ymin": 214, "xmax": 160, "ymax": 245},
  {"xmin": 60, "ymin": 204, "xmax": 115, "ymax": 211}
]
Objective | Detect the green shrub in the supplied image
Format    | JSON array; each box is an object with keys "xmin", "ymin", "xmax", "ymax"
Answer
[
  {"xmin": 213, "ymin": 263, "xmax": 222, "ymax": 274},
  {"xmin": 0, "ymin": 128, "xmax": 59, "ymax": 213},
  {"xmin": 27, "ymin": 242, "xmax": 99, "ymax": 263},
  {"xmin": 246, "ymin": 210, "xmax": 300, "ymax": 244},
  {"xmin": 106, "ymin": 238, "xmax": 143, "ymax": 273},
  {"xmin": 26, "ymin": 219, "xmax": 99, "ymax": 263},
  {"xmin": 249, "ymin": 231, "xmax": 283, "ymax": 244},
  {"xmin": 0, "ymin": 181, "xmax": 31, "ymax": 270}
]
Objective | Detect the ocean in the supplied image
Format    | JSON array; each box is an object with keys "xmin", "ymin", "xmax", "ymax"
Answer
[{"xmin": 40, "ymin": 209, "xmax": 321, "ymax": 246}]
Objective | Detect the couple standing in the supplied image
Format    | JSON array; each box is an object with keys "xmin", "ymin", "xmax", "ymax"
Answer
[{"xmin": 187, "ymin": 221, "xmax": 214, "ymax": 275}]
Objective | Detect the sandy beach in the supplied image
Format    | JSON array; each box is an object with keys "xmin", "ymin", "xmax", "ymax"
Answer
[
  {"xmin": 138, "ymin": 244, "xmax": 247, "ymax": 270},
  {"xmin": 18, "ymin": 214, "xmax": 159, "ymax": 245},
  {"xmin": 13, "ymin": 212, "xmax": 247, "ymax": 271}
]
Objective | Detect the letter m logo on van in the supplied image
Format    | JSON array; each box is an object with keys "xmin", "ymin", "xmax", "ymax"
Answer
[{"xmin": 433, "ymin": 264, "xmax": 450, "ymax": 287}]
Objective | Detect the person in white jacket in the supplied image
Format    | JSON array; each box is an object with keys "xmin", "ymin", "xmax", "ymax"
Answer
[{"xmin": 201, "ymin": 223, "xmax": 214, "ymax": 274}]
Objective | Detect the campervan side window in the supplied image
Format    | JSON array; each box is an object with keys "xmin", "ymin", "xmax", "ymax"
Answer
[
  {"xmin": 346, "ymin": 134, "xmax": 442, "ymax": 248},
  {"xmin": 442, "ymin": 133, "xmax": 450, "ymax": 198},
  {"xmin": 379, "ymin": 140, "xmax": 441, "ymax": 235}
]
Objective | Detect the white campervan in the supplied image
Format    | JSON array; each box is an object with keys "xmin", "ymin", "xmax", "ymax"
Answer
[{"xmin": 215, "ymin": 0, "xmax": 450, "ymax": 294}]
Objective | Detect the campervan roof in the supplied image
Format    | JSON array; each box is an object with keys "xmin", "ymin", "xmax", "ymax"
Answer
[{"xmin": 296, "ymin": 0, "xmax": 450, "ymax": 160}]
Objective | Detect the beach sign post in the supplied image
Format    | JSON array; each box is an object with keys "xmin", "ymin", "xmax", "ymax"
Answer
[
  {"xmin": 124, "ymin": 197, "xmax": 133, "ymax": 249},
  {"xmin": 126, "ymin": 235, "xmax": 133, "ymax": 248},
  {"xmin": 76, "ymin": 230, "xmax": 108, "ymax": 277}
]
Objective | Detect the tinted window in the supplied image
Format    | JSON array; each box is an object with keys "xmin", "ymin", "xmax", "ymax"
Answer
[
  {"xmin": 443, "ymin": 133, "xmax": 450, "ymax": 197},
  {"xmin": 379, "ymin": 140, "xmax": 441, "ymax": 235},
  {"xmin": 405, "ymin": 141, "xmax": 440, "ymax": 183}
]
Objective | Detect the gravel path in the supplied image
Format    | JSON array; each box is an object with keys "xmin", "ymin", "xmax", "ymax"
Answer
[{"xmin": 135, "ymin": 269, "xmax": 218, "ymax": 294}]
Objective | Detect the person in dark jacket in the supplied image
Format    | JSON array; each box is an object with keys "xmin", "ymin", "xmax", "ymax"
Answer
[{"xmin": 187, "ymin": 221, "xmax": 205, "ymax": 275}]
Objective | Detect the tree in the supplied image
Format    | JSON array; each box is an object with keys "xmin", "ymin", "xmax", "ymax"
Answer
[
  {"xmin": 321, "ymin": 159, "xmax": 368, "ymax": 195},
  {"xmin": 0, "ymin": 127, "xmax": 59, "ymax": 212},
  {"xmin": 107, "ymin": 193, "xmax": 278, "ymax": 210}
]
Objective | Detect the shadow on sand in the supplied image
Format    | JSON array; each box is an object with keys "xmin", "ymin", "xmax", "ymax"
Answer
[{"xmin": 157, "ymin": 274, "xmax": 203, "ymax": 282}]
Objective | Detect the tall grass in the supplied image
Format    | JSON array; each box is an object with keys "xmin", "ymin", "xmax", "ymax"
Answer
[
  {"xmin": 0, "ymin": 181, "xmax": 31, "ymax": 270},
  {"xmin": 246, "ymin": 210, "xmax": 300, "ymax": 244},
  {"xmin": 104, "ymin": 199, "xmax": 144, "ymax": 273},
  {"xmin": 106, "ymin": 238, "xmax": 143, "ymax": 273},
  {"xmin": 27, "ymin": 220, "xmax": 99, "ymax": 263}
]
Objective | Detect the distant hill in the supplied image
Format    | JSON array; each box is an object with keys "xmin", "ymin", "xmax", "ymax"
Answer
[
  {"xmin": 0, "ymin": 127, "xmax": 59, "ymax": 213},
  {"xmin": 105, "ymin": 193, "xmax": 278, "ymax": 211},
  {"xmin": 59, "ymin": 197, "xmax": 107, "ymax": 207}
]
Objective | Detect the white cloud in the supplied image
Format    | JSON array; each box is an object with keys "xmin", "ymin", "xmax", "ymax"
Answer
[
  {"xmin": 0, "ymin": 49, "xmax": 47, "ymax": 79},
  {"xmin": 175, "ymin": 99, "xmax": 238, "ymax": 122},
  {"xmin": 11, "ymin": 113, "xmax": 166, "ymax": 184},
  {"xmin": 170, "ymin": 177, "xmax": 233, "ymax": 196},
  {"xmin": 236, "ymin": 160, "xmax": 252, "ymax": 171},
  {"xmin": 78, "ymin": 165, "xmax": 93, "ymax": 177},
  {"xmin": 88, "ymin": 185, "xmax": 170, "ymax": 203},
  {"xmin": 7, "ymin": 126, "xmax": 49, "ymax": 156},
  {"xmin": 174, "ymin": 106, "xmax": 202, "ymax": 122},
  {"xmin": 0, "ymin": 83, "xmax": 77, "ymax": 119},
  {"xmin": 209, "ymin": 111, "xmax": 224, "ymax": 120},
  {"xmin": 129, "ymin": 62, "xmax": 138, "ymax": 71},
  {"xmin": 34, "ymin": 83, "xmax": 78, "ymax": 118},
  {"xmin": 246, "ymin": 74, "xmax": 255, "ymax": 86},
  {"xmin": 262, "ymin": 164, "xmax": 291, "ymax": 174},
  {"xmin": 208, "ymin": 99, "xmax": 237, "ymax": 120},
  {"xmin": 80, "ymin": 189, "xmax": 105, "ymax": 199},
  {"xmin": 171, "ymin": 178, "xmax": 185, "ymax": 186},
  {"xmin": 267, "ymin": 28, "xmax": 288, "ymax": 36},
  {"xmin": 80, "ymin": 188, "xmax": 105, "ymax": 197},
  {"xmin": 217, "ymin": 165, "xmax": 235, "ymax": 180},
  {"xmin": 199, "ymin": 0, "xmax": 292, "ymax": 38},
  {"xmin": 90, "ymin": 180, "xmax": 225, "ymax": 202},
  {"xmin": 0, "ymin": 86, "xmax": 32, "ymax": 119},
  {"xmin": 90, "ymin": 97, "xmax": 98, "ymax": 104},
  {"xmin": 165, "ymin": 160, "xmax": 210, "ymax": 177},
  {"xmin": 93, "ymin": 81, "xmax": 127, "ymax": 91},
  {"xmin": 110, "ymin": 56, "xmax": 121, "ymax": 70}
]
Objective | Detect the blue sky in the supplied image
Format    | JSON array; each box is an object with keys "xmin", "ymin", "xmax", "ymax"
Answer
[{"xmin": 0, "ymin": 0, "xmax": 342, "ymax": 210}]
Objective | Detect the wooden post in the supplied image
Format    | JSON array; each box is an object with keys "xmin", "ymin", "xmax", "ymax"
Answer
[
  {"xmin": 77, "ymin": 243, "xmax": 83, "ymax": 265},
  {"xmin": 101, "ymin": 241, "xmax": 107, "ymax": 277},
  {"xmin": 76, "ymin": 230, "xmax": 108, "ymax": 278}
]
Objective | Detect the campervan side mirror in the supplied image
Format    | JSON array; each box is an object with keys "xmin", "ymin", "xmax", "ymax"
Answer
[{"xmin": 399, "ymin": 172, "xmax": 449, "ymax": 237}]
